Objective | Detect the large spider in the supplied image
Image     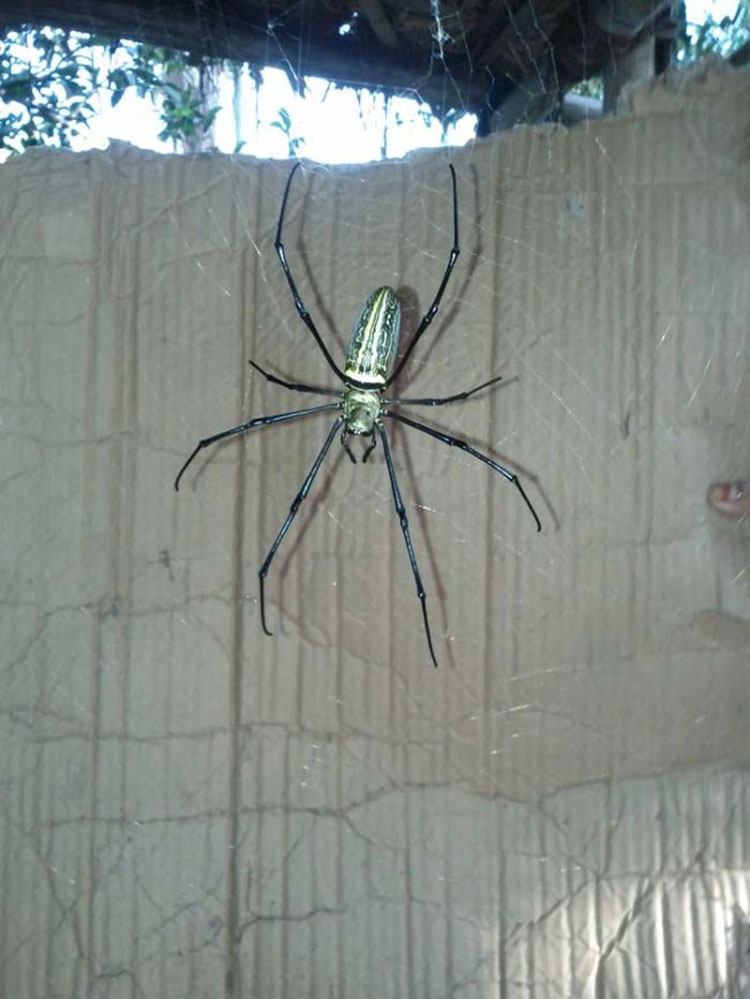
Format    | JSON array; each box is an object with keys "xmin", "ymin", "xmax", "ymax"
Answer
[{"xmin": 175, "ymin": 163, "xmax": 541, "ymax": 666}]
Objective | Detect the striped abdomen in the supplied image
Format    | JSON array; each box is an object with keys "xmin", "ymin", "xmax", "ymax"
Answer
[{"xmin": 344, "ymin": 286, "xmax": 401, "ymax": 384}]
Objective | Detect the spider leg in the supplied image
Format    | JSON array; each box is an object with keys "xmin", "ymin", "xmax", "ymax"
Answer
[
  {"xmin": 174, "ymin": 402, "xmax": 340, "ymax": 492},
  {"xmin": 383, "ymin": 410, "xmax": 542, "ymax": 533},
  {"xmin": 361, "ymin": 430, "xmax": 377, "ymax": 463},
  {"xmin": 377, "ymin": 424, "xmax": 438, "ymax": 667},
  {"xmin": 384, "ymin": 374, "xmax": 503, "ymax": 407},
  {"xmin": 340, "ymin": 427, "xmax": 376, "ymax": 464},
  {"xmin": 249, "ymin": 360, "xmax": 339, "ymax": 397},
  {"xmin": 274, "ymin": 164, "xmax": 351, "ymax": 387},
  {"xmin": 384, "ymin": 164, "xmax": 460, "ymax": 388},
  {"xmin": 340, "ymin": 427, "xmax": 357, "ymax": 464},
  {"xmin": 258, "ymin": 418, "xmax": 342, "ymax": 636}
]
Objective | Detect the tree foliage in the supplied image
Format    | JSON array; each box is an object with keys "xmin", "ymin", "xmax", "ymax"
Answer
[
  {"xmin": 679, "ymin": 0, "xmax": 750, "ymax": 62},
  {"xmin": 1, "ymin": 7, "xmax": 747, "ymax": 155},
  {"xmin": 0, "ymin": 27, "xmax": 221, "ymax": 153},
  {"xmin": 269, "ymin": 106, "xmax": 304, "ymax": 157}
]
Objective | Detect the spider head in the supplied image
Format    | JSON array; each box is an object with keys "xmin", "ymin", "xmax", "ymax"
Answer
[{"xmin": 342, "ymin": 387, "xmax": 381, "ymax": 434}]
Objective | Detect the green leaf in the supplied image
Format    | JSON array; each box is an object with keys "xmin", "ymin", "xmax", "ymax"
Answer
[
  {"xmin": 203, "ymin": 106, "xmax": 220, "ymax": 129},
  {"xmin": 108, "ymin": 67, "xmax": 129, "ymax": 91}
]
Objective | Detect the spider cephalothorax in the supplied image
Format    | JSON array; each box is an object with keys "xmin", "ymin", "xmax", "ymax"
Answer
[
  {"xmin": 341, "ymin": 387, "xmax": 381, "ymax": 434},
  {"xmin": 175, "ymin": 163, "xmax": 541, "ymax": 666}
]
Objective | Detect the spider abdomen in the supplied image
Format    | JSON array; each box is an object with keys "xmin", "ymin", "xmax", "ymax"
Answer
[{"xmin": 344, "ymin": 286, "xmax": 401, "ymax": 385}]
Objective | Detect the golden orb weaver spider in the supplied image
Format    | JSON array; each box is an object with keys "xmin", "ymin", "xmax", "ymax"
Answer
[{"xmin": 175, "ymin": 163, "xmax": 541, "ymax": 666}]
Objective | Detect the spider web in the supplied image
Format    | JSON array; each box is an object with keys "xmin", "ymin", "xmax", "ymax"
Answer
[
  {"xmin": 2, "ymin": 3, "xmax": 749, "ymax": 997},
  {"xmin": 159, "ymin": 65, "xmax": 747, "ymax": 992}
]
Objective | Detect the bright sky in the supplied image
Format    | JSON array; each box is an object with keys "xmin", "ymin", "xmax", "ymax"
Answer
[
  {"xmin": 84, "ymin": 65, "xmax": 477, "ymax": 163},
  {"xmin": 691, "ymin": 0, "xmax": 741, "ymax": 18}
]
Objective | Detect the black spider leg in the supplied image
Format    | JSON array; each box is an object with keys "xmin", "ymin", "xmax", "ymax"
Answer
[
  {"xmin": 377, "ymin": 423, "xmax": 438, "ymax": 668},
  {"xmin": 340, "ymin": 427, "xmax": 376, "ymax": 464},
  {"xmin": 384, "ymin": 374, "xmax": 503, "ymax": 407},
  {"xmin": 383, "ymin": 164, "xmax": 460, "ymax": 389},
  {"xmin": 258, "ymin": 418, "xmax": 343, "ymax": 636},
  {"xmin": 361, "ymin": 430, "xmax": 377, "ymax": 463},
  {"xmin": 275, "ymin": 165, "xmax": 371, "ymax": 390},
  {"xmin": 249, "ymin": 360, "xmax": 339, "ymax": 398},
  {"xmin": 340, "ymin": 426, "xmax": 357, "ymax": 464},
  {"xmin": 174, "ymin": 403, "xmax": 340, "ymax": 492},
  {"xmin": 383, "ymin": 411, "xmax": 542, "ymax": 533}
]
